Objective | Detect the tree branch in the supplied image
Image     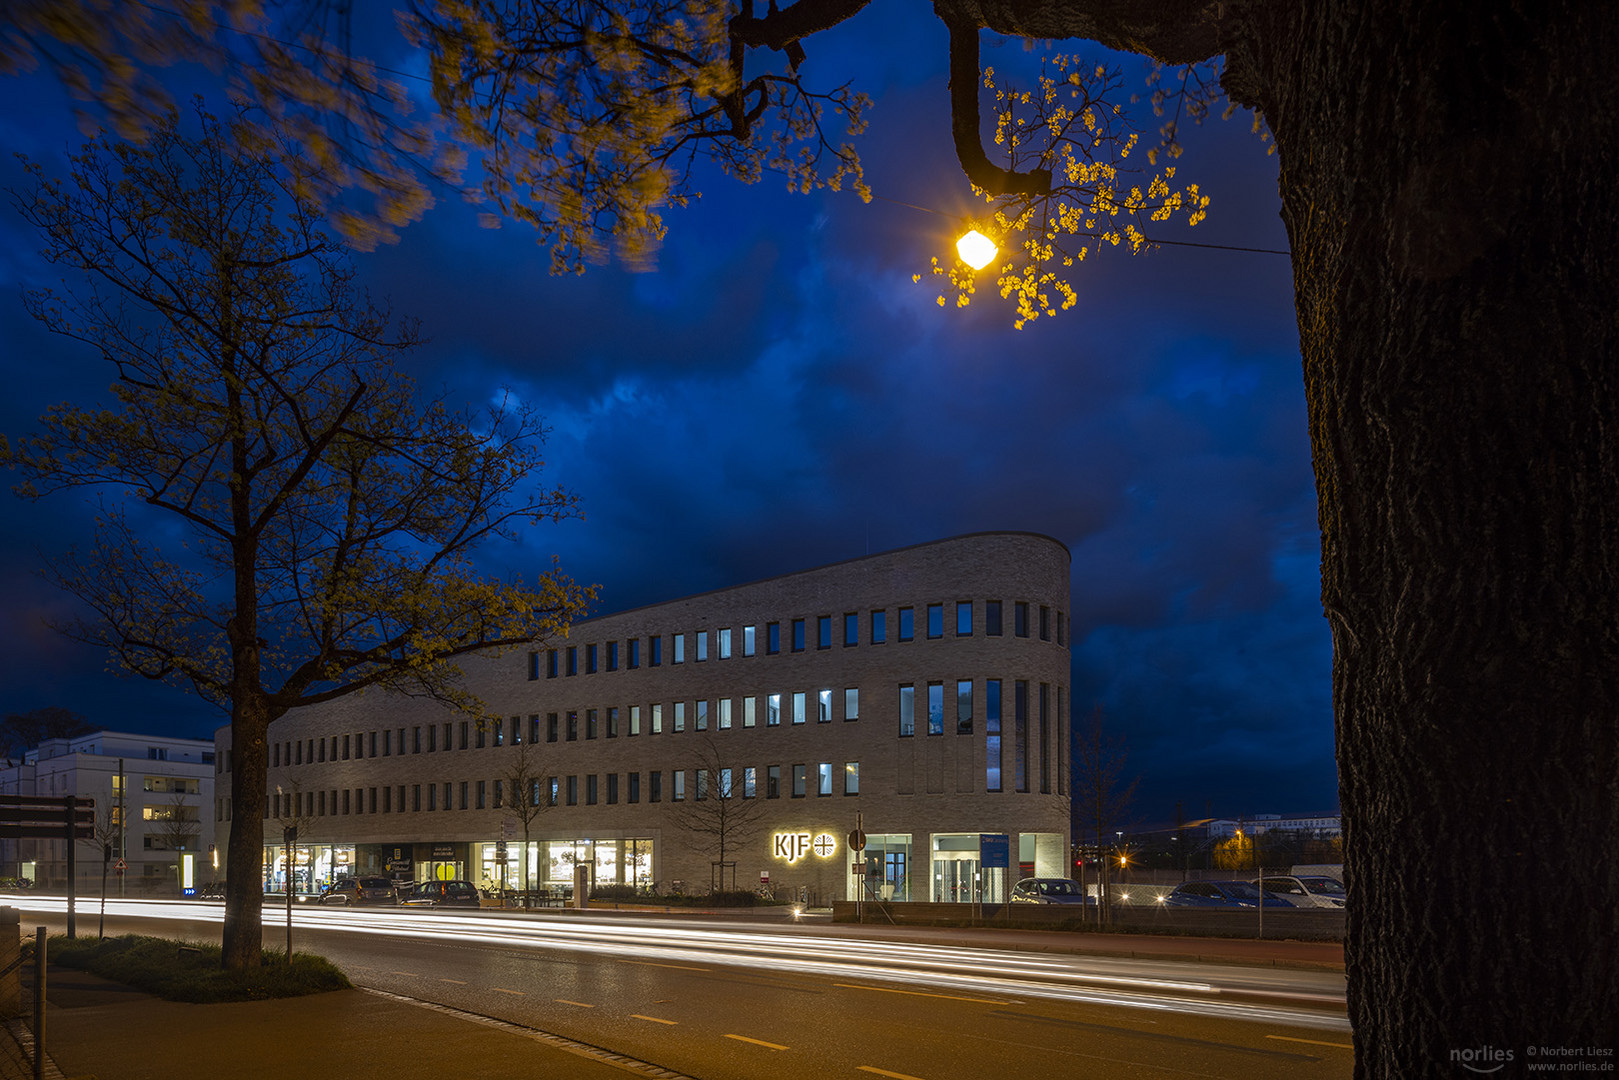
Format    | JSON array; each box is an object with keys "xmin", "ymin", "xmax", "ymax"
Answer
[{"xmin": 944, "ymin": 14, "xmax": 1050, "ymax": 197}]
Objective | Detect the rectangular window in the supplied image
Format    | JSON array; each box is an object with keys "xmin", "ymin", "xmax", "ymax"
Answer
[
  {"xmin": 744, "ymin": 696, "xmax": 757, "ymax": 728},
  {"xmin": 986, "ymin": 679, "xmax": 1002, "ymax": 792},
  {"xmin": 743, "ymin": 767, "xmax": 756, "ymax": 798},
  {"xmin": 768, "ymin": 693, "xmax": 781, "ymax": 727},
  {"xmin": 586, "ymin": 643, "xmax": 597, "ymax": 674},
  {"xmin": 628, "ymin": 772, "xmax": 640, "ymax": 803},
  {"xmin": 370, "ymin": 731, "xmax": 377, "ymax": 757},
  {"xmin": 509, "ymin": 715, "xmax": 520, "ymax": 745},
  {"xmin": 899, "ymin": 685, "xmax": 915, "ymax": 737},
  {"xmin": 528, "ymin": 650, "xmax": 540, "ymax": 681},
  {"xmin": 342, "ymin": 734, "xmax": 350, "ymax": 760},
  {"xmin": 342, "ymin": 789, "xmax": 351, "ymax": 814},
  {"xmin": 1057, "ymin": 611, "xmax": 1066, "ymax": 647},
  {"xmin": 673, "ymin": 771, "xmax": 686, "ymax": 801},
  {"xmin": 475, "ymin": 780, "xmax": 486, "ymax": 810},
  {"xmin": 547, "ymin": 648, "xmax": 558, "ymax": 678},
  {"xmin": 844, "ymin": 687, "xmax": 859, "ymax": 721},
  {"xmin": 628, "ymin": 638, "xmax": 640, "ymax": 669},
  {"xmin": 566, "ymin": 646, "xmax": 578, "ymax": 676},
  {"xmin": 766, "ymin": 765, "xmax": 781, "ymax": 799},
  {"xmin": 607, "ymin": 640, "xmax": 619, "ymax": 671},
  {"xmin": 495, "ymin": 779, "xmax": 504, "ymax": 808},
  {"xmin": 630, "ymin": 705, "xmax": 641, "ymax": 736},
  {"xmin": 927, "ymin": 603, "xmax": 944, "ymax": 638},
  {"xmin": 548, "ymin": 778, "xmax": 559, "ymax": 807},
  {"xmin": 898, "ymin": 607, "xmax": 914, "ymax": 641},
  {"xmin": 652, "ymin": 703, "xmax": 663, "ymax": 734},
  {"xmin": 845, "ymin": 761, "xmax": 860, "ymax": 796},
  {"xmin": 986, "ymin": 600, "xmax": 1002, "ymax": 636},
  {"xmin": 791, "ymin": 765, "xmax": 807, "ymax": 798},
  {"xmin": 607, "ymin": 773, "xmax": 618, "ymax": 804},
  {"xmin": 458, "ymin": 782, "xmax": 466, "ymax": 810},
  {"xmin": 476, "ymin": 722, "xmax": 486, "ymax": 749},
  {"xmin": 566, "ymin": 711, "xmax": 578, "ymax": 741},
  {"xmin": 547, "ymin": 713, "xmax": 558, "ymax": 743},
  {"xmin": 674, "ymin": 702, "xmax": 685, "ymax": 733},
  {"xmin": 528, "ymin": 715, "xmax": 540, "ymax": 744},
  {"xmin": 792, "ymin": 691, "xmax": 806, "ymax": 725},
  {"xmin": 767, "ymin": 622, "xmax": 780, "ymax": 654},
  {"xmin": 586, "ymin": 775, "xmax": 598, "ymax": 805},
  {"xmin": 696, "ymin": 630, "xmax": 708, "ymax": 662},
  {"xmin": 649, "ymin": 771, "xmax": 662, "ymax": 803},
  {"xmin": 1015, "ymin": 602, "xmax": 1029, "ymax": 638},
  {"xmin": 459, "ymin": 722, "xmax": 468, "ymax": 750},
  {"xmin": 1040, "ymin": 605, "xmax": 1051, "ymax": 641},
  {"xmin": 1040, "ymin": 682, "xmax": 1052, "ymax": 793},
  {"xmin": 817, "ymin": 763, "xmax": 832, "ymax": 796},
  {"xmin": 607, "ymin": 706, "xmax": 620, "ymax": 738},
  {"xmin": 844, "ymin": 612, "xmax": 858, "ymax": 646},
  {"xmin": 427, "ymin": 784, "xmax": 436, "ymax": 812},
  {"xmin": 492, "ymin": 720, "xmax": 504, "ymax": 747},
  {"xmin": 695, "ymin": 769, "xmax": 708, "ymax": 800},
  {"xmin": 273, "ymin": 743, "xmax": 280, "ymax": 768},
  {"xmin": 719, "ymin": 698, "xmax": 732, "ymax": 729},
  {"xmin": 792, "ymin": 619, "xmax": 806, "ymax": 652},
  {"xmin": 566, "ymin": 776, "xmax": 578, "ymax": 806},
  {"xmin": 743, "ymin": 625, "xmax": 756, "ymax": 657},
  {"xmin": 443, "ymin": 781, "xmax": 452, "ymax": 810},
  {"xmin": 927, "ymin": 681, "xmax": 944, "ymax": 736},
  {"xmin": 871, "ymin": 610, "xmax": 887, "ymax": 644},
  {"xmin": 1015, "ymin": 680, "xmax": 1030, "ymax": 792},
  {"xmin": 818, "ymin": 689, "xmax": 831, "ymax": 724},
  {"xmin": 696, "ymin": 699, "xmax": 708, "ymax": 731},
  {"xmin": 412, "ymin": 785, "xmax": 421, "ymax": 812},
  {"xmin": 718, "ymin": 627, "xmax": 732, "ymax": 659},
  {"xmin": 586, "ymin": 708, "xmax": 598, "ymax": 740},
  {"xmin": 817, "ymin": 615, "xmax": 832, "ymax": 649},
  {"xmin": 673, "ymin": 633, "xmax": 685, "ymax": 664},
  {"xmin": 428, "ymin": 724, "xmax": 438, "ymax": 752},
  {"xmin": 650, "ymin": 636, "xmax": 663, "ymax": 666},
  {"xmin": 956, "ymin": 600, "xmax": 973, "ymax": 636}
]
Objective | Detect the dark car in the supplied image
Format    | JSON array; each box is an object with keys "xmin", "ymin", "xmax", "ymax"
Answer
[
  {"xmin": 1009, "ymin": 877, "xmax": 1095, "ymax": 905},
  {"xmin": 318, "ymin": 875, "xmax": 398, "ymax": 906},
  {"xmin": 1164, "ymin": 880, "xmax": 1296, "ymax": 908},
  {"xmin": 399, "ymin": 880, "xmax": 482, "ymax": 908}
]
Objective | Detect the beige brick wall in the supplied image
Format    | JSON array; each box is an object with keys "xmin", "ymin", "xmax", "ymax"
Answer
[{"xmin": 218, "ymin": 532, "xmax": 1074, "ymax": 900}]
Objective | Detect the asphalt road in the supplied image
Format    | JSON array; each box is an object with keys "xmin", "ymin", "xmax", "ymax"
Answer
[{"xmin": 17, "ymin": 897, "xmax": 1352, "ymax": 1080}]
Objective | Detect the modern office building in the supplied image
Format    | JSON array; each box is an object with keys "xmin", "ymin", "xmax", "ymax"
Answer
[
  {"xmin": 0, "ymin": 730, "xmax": 216, "ymax": 893},
  {"xmin": 215, "ymin": 532, "xmax": 1074, "ymax": 904}
]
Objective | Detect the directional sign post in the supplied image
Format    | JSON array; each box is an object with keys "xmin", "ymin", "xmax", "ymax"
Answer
[{"xmin": 0, "ymin": 796, "xmax": 95, "ymax": 938}]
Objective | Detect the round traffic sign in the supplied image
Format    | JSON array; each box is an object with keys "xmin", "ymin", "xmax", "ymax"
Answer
[{"xmin": 847, "ymin": 829, "xmax": 866, "ymax": 851}]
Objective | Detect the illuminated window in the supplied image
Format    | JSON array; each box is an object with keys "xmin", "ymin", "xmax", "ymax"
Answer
[
  {"xmin": 768, "ymin": 693, "xmax": 781, "ymax": 727},
  {"xmin": 791, "ymin": 765, "xmax": 807, "ymax": 798},
  {"xmin": 673, "ymin": 633, "xmax": 685, "ymax": 664},
  {"xmin": 818, "ymin": 689, "xmax": 831, "ymax": 723},
  {"xmin": 899, "ymin": 685, "xmax": 915, "ymax": 737},
  {"xmin": 744, "ymin": 696, "xmax": 757, "ymax": 727},
  {"xmin": 792, "ymin": 692, "xmax": 806, "ymax": 725},
  {"xmin": 817, "ymin": 763, "xmax": 832, "ymax": 796},
  {"xmin": 743, "ymin": 625, "xmax": 756, "ymax": 657},
  {"xmin": 719, "ymin": 627, "xmax": 732, "ymax": 659},
  {"xmin": 845, "ymin": 762, "xmax": 860, "ymax": 796},
  {"xmin": 695, "ymin": 631, "xmax": 707, "ymax": 662},
  {"xmin": 927, "ymin": 682, "xmax": 944, "ymax": 736},
  {"xmin": 844, "ymin": 688, "xmax": 859, "ymax": 721}
]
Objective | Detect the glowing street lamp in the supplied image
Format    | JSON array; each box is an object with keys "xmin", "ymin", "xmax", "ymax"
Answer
[{"xmin": 956, "ymin": 229, "xmax": 998, "ymax": 270}]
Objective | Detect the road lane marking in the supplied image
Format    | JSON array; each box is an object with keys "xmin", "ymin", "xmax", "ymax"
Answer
[
  {"xmin": 622, "ymin": 960, "xmax": 708, "ymax": 972},
  {"xmin": 631, "ymin": 1014, "xmax": 677, "ymax": 1025},
  {"xmin": 439, "ymin": 979, "xmax": 467, "ymax": 985},
  {"xmin": 491, "ymin": 987, "xmax": 526, "ymax": 996},
  {"xmin": 834, "ymin": 983, "xmax": 1009, "ymax": 1005},
  {"xmin": 555, "ymin": 999, "xmax": 595, "ymax": 1008},
  {"xmin": 390, "ymin": 971, "xmax": 419, "ymax": 977},
  {"xmin": 724, "ymin": 1034, "xmax": 788, "ymax": 1051},
  {"xmin": 1266, "ymin": 1035, "xmax": 1353, "ymax": 1050},
  {"xmin": 858, "ymin": 1068, "xmax": 929, "ymax": 1080}
]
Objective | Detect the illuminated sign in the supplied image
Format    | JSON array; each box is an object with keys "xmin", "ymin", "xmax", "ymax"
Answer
[{"xmin": 772, "ymin": 831, "xmax": 839, "ymax": 864}]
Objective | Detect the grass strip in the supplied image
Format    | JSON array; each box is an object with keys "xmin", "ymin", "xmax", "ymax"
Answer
[{"xmin": 35, "ymin": 934, "xmax": 351, "ymax": 1003}]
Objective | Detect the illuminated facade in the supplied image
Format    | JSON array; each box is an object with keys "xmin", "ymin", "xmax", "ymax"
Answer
[{"xmin": 215, "ymin": 532, "xmax": 1073, "ymax": 904}]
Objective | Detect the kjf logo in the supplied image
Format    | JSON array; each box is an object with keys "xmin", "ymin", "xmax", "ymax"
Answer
[{"xmin": 1451, "ymin": 1046, "xmax": 1515, "ymax": 1074}]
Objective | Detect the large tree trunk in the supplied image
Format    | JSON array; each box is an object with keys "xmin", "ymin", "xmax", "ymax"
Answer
[
  {"xmin": 1234, "ymin": 1, "xmax": 1619, "ymax": 1072},
  {"xmin": 222, "ymin": 692, "xmax": 269, "ymax": 970}
]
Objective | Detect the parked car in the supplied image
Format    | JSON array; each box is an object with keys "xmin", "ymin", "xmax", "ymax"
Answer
[
  {"xmin": 1164, "ymin": 880, "xmax": 1296, "ymax": 908},
  {"xmin": 1009, "ymin": 877, "xmax": 1095, "ymax": 905},
  {"xmin": 318, "ymin": 876, "xmax": 398, "ymax": 905},
  {"xmin": 399, "ymin": 880, "xmax": 482, "ymax": 908},
  {"xmin": 1252, "ymin": 875, "xmax": 1346, "ymax": 909}
]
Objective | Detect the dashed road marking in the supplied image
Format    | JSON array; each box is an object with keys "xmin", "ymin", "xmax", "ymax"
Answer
[
  {"xmin": 623, "ymin": 960, "xmax": 708, "ymax": 972},
  {"xmin": 858, "ymin": 1067, "xmax": 930, "ymax": 1080},
  {"xmin": 834, "ymin": 983, "xmax": 1008, "ymax": 1005},
  {"xmin": 724, "ymin": 1034, "xmax": 788, "ymax": 1050},
  {"xmin": 390, "ymin": 971, "xmax": 419, "ymax": 977},
  {"xmin": 632, "ymin": 1014, "xmax": 678, "ymax": 1025},
  {"xmin": 555, "ymin": 999, "xmax": 595, "ymax": 1008},
  {"xmin": 440, "ymin": 979, "xmax": 467, "ymax": 985},
  {"xmin": 491, "ymin": 987, "xmax": 526, "ymax": 996},
  {"xmin": 1266, "ymin": 1035, "xmax": 1353, "ymax": 1049}
]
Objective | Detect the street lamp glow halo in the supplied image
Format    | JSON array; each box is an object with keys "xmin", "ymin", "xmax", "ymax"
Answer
[{"xmin": 956, "ymin": 229, "xmax": 998, "ymax": 270}]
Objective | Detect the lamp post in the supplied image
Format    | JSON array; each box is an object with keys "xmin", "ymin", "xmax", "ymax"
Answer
[{"xmin": 956, "ymin": 229, "xmax": 998, "ymax": 270}]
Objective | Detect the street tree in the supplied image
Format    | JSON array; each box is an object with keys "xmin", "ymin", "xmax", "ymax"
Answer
[
  {"xmin": 1072, "ymin": 705, "xmax": 1139, "ymax": 923},
  {"xmin": 0, "ymin": 707, "xmax": 94, "ymax": 763},
  {"xmin": 7, "ymin": 2, "xmax": 1618, "ymax": 1069},
  {"xmin": 2, "ymin": 105, "xmax": 593, "ymax": 970},
  {"xmin": 667, "ymin": 734, "xmax": 768, "ymax": 894},
  {"xmin": 152, "ymin": 789, "xmax": 202, "ymax": 859},
  {"xmin": 499, "ymin": 741, "xmax": 553, "ymax": 900}
]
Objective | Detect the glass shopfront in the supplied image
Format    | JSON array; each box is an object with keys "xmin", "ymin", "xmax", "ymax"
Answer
[
  {"xmin": 474, "ymin": 838, "xmax": 654, "ymax": 897},
  {"xmin": 263, "ymin": 843, "xmax": 354, "ymax": 896},
  {"xmin": 854, "ymin": 834, "xmax": 913, "ymax": 902}
]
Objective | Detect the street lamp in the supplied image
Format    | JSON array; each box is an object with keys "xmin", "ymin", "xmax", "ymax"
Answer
[{"xmin": 956, "ymin": 229, "xmax": 998, "ymax": 270}]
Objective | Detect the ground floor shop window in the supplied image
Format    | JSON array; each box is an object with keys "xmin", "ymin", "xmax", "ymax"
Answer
[{"xmin": 855, "ymin": 834, "xmax": 912, "ymax": 902}]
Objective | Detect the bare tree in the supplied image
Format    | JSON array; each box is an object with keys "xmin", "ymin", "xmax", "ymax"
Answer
[
  {"xmin": 1073, "ymin": 705, "xmax": 1139, "ymax": 924},
  {"xmin": 667, "ymin": 734, "xmax": 768, "ymax": 893},
  {"xmin": 499, "ymin": 742, "xmax": 552, "ymax": 901},
  {"xmin": 151, "ymin": 789, "xmax": 201, "ymax": 856}
]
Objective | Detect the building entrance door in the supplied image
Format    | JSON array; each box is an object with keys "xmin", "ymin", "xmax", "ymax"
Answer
[{"xmin": 933, "ymin": 856, "xmax": 980, "ymax": 903}]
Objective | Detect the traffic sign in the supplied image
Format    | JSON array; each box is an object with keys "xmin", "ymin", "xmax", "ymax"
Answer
[
  {"xmin": 847, "ymin": 829, "xmax": 866, "ymax": 852},
  {"xmin": 0, "ymin": 795, "xmax": 95, "ymax": 839},
  {"xmin": 114, "ymin": 858, "xmax": 127, "ymax": 877},
  {"xmin": 851, "ymin": 862, "xmax": 866, "ymax": 875}
]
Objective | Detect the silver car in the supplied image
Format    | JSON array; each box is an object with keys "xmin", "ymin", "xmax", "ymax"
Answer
[{"xmin": 1253, "ymin": 875, "xmax": 1346, "ymax": 908}]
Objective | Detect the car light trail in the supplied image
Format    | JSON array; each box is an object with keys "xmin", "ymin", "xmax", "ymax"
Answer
[{"xmin": 5, "ymin": 894, "xmax": 1347, "ymax": 1031}]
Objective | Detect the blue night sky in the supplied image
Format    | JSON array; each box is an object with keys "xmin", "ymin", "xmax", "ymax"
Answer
[{"xmin": 0, "ymin": 2, "xmax": 1330, "ymax": 824}]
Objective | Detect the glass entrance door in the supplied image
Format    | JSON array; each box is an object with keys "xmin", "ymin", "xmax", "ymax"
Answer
[{"xmin": 933, "ymin": 856, "xmax": 980, "ymax": 903}]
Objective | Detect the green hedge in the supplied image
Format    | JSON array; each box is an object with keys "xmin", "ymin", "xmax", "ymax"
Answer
[{"xmin": 38, "ymin": 934, "xmax": 350, "ymax": 1003}]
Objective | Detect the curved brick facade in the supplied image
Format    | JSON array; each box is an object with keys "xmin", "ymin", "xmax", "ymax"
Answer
[{"xmin": 219, "ymin": 532, "xmax": 1072, "ymax": 904}]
